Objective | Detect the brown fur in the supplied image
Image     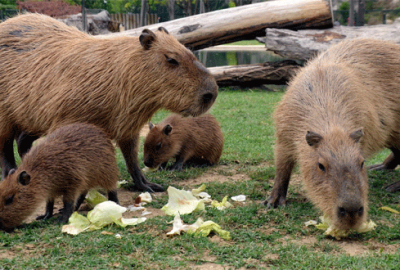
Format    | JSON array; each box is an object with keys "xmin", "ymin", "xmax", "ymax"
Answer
[
  {"xmin": 0, "ymin": 123, "xmax": 119, "ymax": 231},
  {"xmin": 266, "ymin": 39, "xmax": 400, "ymax": 230},
  {"xmin": 0, "ymin": 14, "xmax": 218, "ymax": 192},
  {"xmin": 144, "ymin": 114, "xmax": 224, "ymax": 171}
]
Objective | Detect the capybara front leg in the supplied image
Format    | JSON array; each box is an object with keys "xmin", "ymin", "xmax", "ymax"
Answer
[
  {"xmin": 36, "ymin": 200, "xmax": 54, "ymax": 220},
  {"xmin": 74, "ymin": 192, "xmax": 88, "ymax": 211},
  {"xmin": 59, "ymin": 200, "xmax": 74, "ymax": 223},
  {"xmin": 264, "ymin": 147, "xmax": 295, "ymax": 208},
  {"xmin": 0, "ymin": 135, "xmax": 17, "ymax": 180},
  {"xmin": 118, "ymin": 136, "xmax": 164, "ymax": 192},
  {"xmin": 108, "ymin": 190, "xmax": 119, "ymax": 204},
  {"xmin": 16, "ymin": 132, "xmax": 39, "ymax": 159},
  {"xmin": 368, "ymin": 147, "xmax": 400, "ymax": 171},
  {"xmin": 171, "ymin": 157, "xmax": 184, "ymax": 171}
]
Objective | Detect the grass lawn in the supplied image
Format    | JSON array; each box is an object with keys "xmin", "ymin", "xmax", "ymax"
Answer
[{"xmin": 1, "ymin": 87, "xmax": 400, "ymax": 269}]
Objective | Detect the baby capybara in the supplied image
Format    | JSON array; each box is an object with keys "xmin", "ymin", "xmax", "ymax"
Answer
[
  {"xmin": 266, "ymin": 38, "xmax": 400, "ymax": 231},
  {"xmin": 0, "ymin": 123, "xmax": 119, "ymax": 232},
  {"xmin": 144, "ymin": 114, "xmax": 224, "ymax": 171},
  {"xmin": 0, "ymin": 13, "xmax": 218, "ymax": 192}
]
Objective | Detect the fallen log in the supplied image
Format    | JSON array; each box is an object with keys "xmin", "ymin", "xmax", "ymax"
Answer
[
  {"xmin": 208, "ymin": 60, "xmax": 302, "ymax": 87},
  {"xmin": 108, "ymin": 0, "xmax": 333, "ymax": 50},
  {"xmin": 257, "ymin": 23, "xmax": 400, "ymax": 61}
]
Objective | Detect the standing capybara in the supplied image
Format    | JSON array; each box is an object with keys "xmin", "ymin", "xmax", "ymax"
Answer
[
  {"xmin": 265, "ymin": 38, "xmax": 400, "ymax": 231},
  {"xmin": 0, "ymin": 13, "xmax": 218, "ymax": 192},
  {"xmin": 0, "ymin": 123, "xmax": 119, "ymax": 232},
  {"xmin": 143, "ymin": 114, "xmax": 224, "ymax": 171}
]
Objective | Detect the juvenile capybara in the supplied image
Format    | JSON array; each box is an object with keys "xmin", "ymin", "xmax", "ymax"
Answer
[
  {"xmin": 0, "ymin": 123, "xmax": 119, "ymax": 232},
  {"xmin": 265, "ymin": 38, "xmax": 400, "ymax": 231},
  {"xmin": 0, "ymin": 13, "xmax": 218, "ymax": 192},
  {"xmin": 143, "ymin": 114, "xmax": 224, "ymax": 171}
]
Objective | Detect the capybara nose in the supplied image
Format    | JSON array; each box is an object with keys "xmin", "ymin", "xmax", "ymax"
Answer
[
  {"xmin": 202, "ymin": 93, "xmax": 214, "ymax": 104},
  {"xmin": 338, "ymin": 206, "xmax": 364, "ymax": 217},
  {"xmin": 144, "ymin": 159, "xmax": 154, "ymax": 168}
]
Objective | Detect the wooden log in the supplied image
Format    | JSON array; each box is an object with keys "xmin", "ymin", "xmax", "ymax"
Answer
[
  {"xmin": 108, "ymin": 0, "xmax": 333, "ymax": 51},
  {"xmin": 208, "ymin": 60, "xmax": 302, "ymax": 87},
  {"xmin": 257, "ymin": 23, "xmax": 400, "ymax": 61}
]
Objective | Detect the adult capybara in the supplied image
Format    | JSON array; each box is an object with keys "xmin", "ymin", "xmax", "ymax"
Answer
[
  {"xmin": 265, "ymin": 38, "xmax": 400, "ymax": 231},
  {"xmin": 0, "ymin": 13, "xmax": 218, "ymax": 192},
  {"xmin": 143, "ymin": 114, "xmax": 224, "ymax": 171},
  {"xmin": 0, "ymin": 123, "xmax": 119, "ymax": 232}
]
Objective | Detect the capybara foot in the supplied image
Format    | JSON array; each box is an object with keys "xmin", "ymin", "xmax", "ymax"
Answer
[
  {"xmin": 36, "ymin": 213, "xmax": 53, "ymax": 220},
  {"xmin": 385, "ymin": 181, "xmax": 400, "ymax": 193},
  {"xmin": 134, "ymin": 180, "xmax": 164, "ymax": 193},
  {"xmin": 264, "ymin": 193, "xmax": 286, "ymax": 209},
  {"xmin": 58, "ymin": 215, "xmax": 71, "ymax": 224}
]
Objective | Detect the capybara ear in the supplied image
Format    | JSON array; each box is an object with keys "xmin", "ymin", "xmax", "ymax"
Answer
[
  {"xmin": 306, "ymin": 131, "xmax": 323, "ymax": 147},
  {"xmin": 149, "ymin": 122, "xmax": 154, "ymax": 130},
  {"xmin": 350, "ymin": 128, "xmax": 363, "ymax": 143},
  {"xmin": 163, "ymin": 124, "xmax": 172, "ymax": 136},
  {"xmin": 139, "ymin": 29, "xmax": 156, "ymax": 50},
  {"xmin": 17, "ymin": 171, "xmax": 31, "ymax": 186},
  {"xmin": 158, "ymin": 27, "xmax": 169, "ymax": 34},
  {"xmin": 8, "ymin": 168, "xmax": 16, "ymax": 176}
]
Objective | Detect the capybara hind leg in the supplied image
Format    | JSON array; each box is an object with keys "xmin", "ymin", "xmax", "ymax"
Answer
[
  {"xmin": 0, "ymin": 135, "xmax": 17, "ymax": 179},
  {"xmin": 368, "ymin": 148, "xmax": 400, "ymax": 171},
  {"xmin": 385, "ymin": 181, "xmax": 400, "ymax": 193},
  {"xmin": 108, "ymin": 190, "xmax": 119, "ymax": 204},
  {"xmin": 59, "ymin": 200, "xmax": 74, "ymax": 223},
  {"xmin": 171, "ymin": 157, "xmax": 184, "ymax": 171},
  {"xmin": 118, "ymin": 137, "xmax": 164, "ymax": 192},
  {"xmin": 16, "ymin": 132, "xmax": 39, "ymax": 159},
  {"xmin": 264, "ymin": 148, "xmax": 295, "ymax": 208},
  {"xmin": 36, "ymin": 200, "xmax": 55, "ymax": 220},
  {"xmin": 74, "ymin": 192, "xmax": 87, "ymax": 211}
]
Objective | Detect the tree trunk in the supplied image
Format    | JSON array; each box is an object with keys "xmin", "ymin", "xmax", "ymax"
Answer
[
  {"xmin": 110, "ymin": 0, "xmax": 333, "ymax": 51},
  {"xmin": 257, "ymin": 23, "xmax": 400, "ymax": 61},
  {"xmin": 209, "ymin": 60, "xmax": 301, "ymax": 87},
  {"xmin": 140, "ymin": 0, "xmax": 147, "ymax": 27},
  {"xmin": 168, "ymin": 0, "xmax": 175, "ymax": 20}
]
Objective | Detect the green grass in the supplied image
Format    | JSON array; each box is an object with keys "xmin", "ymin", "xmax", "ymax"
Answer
[
  {"xmin": 2, "ymin": 88, "xmax": 400, "ymax": 269},
  {"xmin": 225, "ymin": 40, "xmax": 264, "ymax": 46}
]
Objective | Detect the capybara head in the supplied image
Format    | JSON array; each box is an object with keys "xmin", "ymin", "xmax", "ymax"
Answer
[
  {"xmin": 143, "ymin": 122, "xmax": 179, "ymax": 168},
  {"xmin": 138, "ymin": 27, "xmax": 218, "ymax": 117},
  {"xmin": 300, "ymin": 127, "xmax": 368, "ymax": 230},
  {"xmin": 0, "ymin": 169, "xmax": 35, "ymax": 232}
]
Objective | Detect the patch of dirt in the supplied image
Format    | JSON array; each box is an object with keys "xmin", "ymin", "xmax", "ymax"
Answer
[{"xmin": 0, "ymin": 250, "xmax": 16, "ymax": 260}]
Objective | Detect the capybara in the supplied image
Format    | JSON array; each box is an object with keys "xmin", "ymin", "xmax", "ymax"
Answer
[
  {"xmin": 143, "ymin": 114, "xmax": 224, "ymax": 171},
  {"xmin": 265, "ymin": 38, "xmax": 400, "ymax": 231},
  {"xmin": 0, "ymin": 13, "xmax": 218, "ymax": 192},
  {"xmin": 0, "ymin": 123, "xmax": 119, "ymax": 232}
]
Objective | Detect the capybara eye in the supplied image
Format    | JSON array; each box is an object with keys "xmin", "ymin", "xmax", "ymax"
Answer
[
  {"xmin": 5, "ymin": 194, "xmax": 14, "ymax": 206},
  {"xmin": 156, "ymin": 142, "xmax": 162, "ymax": 150},
  {"xmin": 318, "ymin": 163, "xmax": 326, "ymax": 172},
  {"xmin": 164, "ymin": 55, "xmax": 179, "ymax": 66}
]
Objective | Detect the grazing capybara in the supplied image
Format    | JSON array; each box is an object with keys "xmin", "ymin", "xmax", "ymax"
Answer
[
  {"xmin": 265, "ymin": 38, "xmax": 400, "ymax": 230},
  {"xmin": 143, "ymin": 114, "xmax": 224, "ymax": 171},
  {"xmin": 0, "ymin": 123, "xmax": 119, "ymax": 232},
  {"xmin": 0, "ymin": 13, "xmax": 218, "ymax": 192}
]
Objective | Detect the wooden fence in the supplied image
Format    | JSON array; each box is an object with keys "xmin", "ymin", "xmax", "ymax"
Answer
[{"xmin": 110, "ymin": 13, "xmax": 158, "ymax": 30}]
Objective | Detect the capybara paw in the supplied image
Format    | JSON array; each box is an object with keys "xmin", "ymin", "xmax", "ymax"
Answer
[
  {"xmin": 265, "ymin": 195, "xmax": 286, "ymax": 209},
  {"xmin": 58, "ymin": 215, "xmax": 70, "ymax": 224},
  {"xmin": 36, "ymin": 214, "xmax": 53, "ymax": 220},
  {"xmin": 148, "ymin": 182, "xmax": 164, "ymax": 192},
  {"xmin": 385, "ymin": 181, "xmax": 400, "ymax": 193}
]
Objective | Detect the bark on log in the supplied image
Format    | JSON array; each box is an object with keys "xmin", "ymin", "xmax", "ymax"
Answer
[
  {"xmin": 208, "ymin": 60, "xmax": 302, "ymax": 87},
  {"xmin": 107, "ymin": 0, "xmax": 333, "ymax": 51},
  {"xmin": 257, "ymin": 23, "xmax": 400, "ymax": 61}
]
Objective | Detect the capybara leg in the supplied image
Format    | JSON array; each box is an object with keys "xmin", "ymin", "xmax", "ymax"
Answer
[
  {"xmin": 74, "ymin": 192, "xmax": 87, "ymax": 211},
  {"xmin": 159, "ymin": 162, "xmax": 168, "ymax": 170},
  {"xmin": 108, "ymin": 190, "xmax": 119, "ymax": 204},
  {"xmin": 16, "ymin": 132, "xmax": 39, "ymax": 159},
  {"xmin": 59, "ymin": 200, "xmax": 74, "ymax": 223},
  {"xmin": 0, "ymin": 135, "xmax": 17, "ymax": 180},
  {"xmin": 118, "ymin": 136, "xmax": 164, "ymax": 192},
  {"xmin": 36, "ymin": 200, "xmax": 55, "ymax": 220},
  {"xmin": 171, "ymin": 157, "xmax": 184, "ymax": 171},
  {"xmin": 385, "ymin": 181, "xmax": 400, "ymax": 193},
  {"xmin": 368, "ymin": 148, "xmax": 400, "ymax": 171},
  {"xmin": 264, "ymin": 148, "xmax": 296, "ymax": 208}
]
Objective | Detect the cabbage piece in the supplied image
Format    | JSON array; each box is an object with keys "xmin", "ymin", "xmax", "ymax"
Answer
[
  {"xmin": 87, "ymin": 201, "xmax": 127, "ymax": 228},
  {"xmin": 61, "ymin": 212, "xmax": 91, "ymax": 235},
  {"xmin": 143, "ymin": 166, "xmax": 158, "ymax": 172},
  {"xmin": 379, "ymin": 206, "xmax": 400, "ymax": 214},
  {"xmin": 211, "ymin": 196, "xmax": 232, "ymax": 210},
  {"xmin": 85, "ymin": 189, "xmax": 108, "ymax": 208},
  {"xmin": 166, "ymin": 213, "xmax": 204, "ymax": 236},
  {"xmin": 138, "ymin": 192, "xmax": 152, "ymax": 203},
  {"xmin": 231, "ymin": 195, "xmax": 246, "ymax": 202},
  {"xmin": 161, "ymin": 186, "xmax": 205, "ymax": 216},
  {"xmin": 188, "ymin": 220, "xmax": 231, "ymax": 240}
]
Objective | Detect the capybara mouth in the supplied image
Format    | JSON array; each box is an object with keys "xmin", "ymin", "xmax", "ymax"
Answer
[
  {"xmin": 335, "ymin": 205, "xmax": 365, "ymax": 230},
  {"xmin": 0, "ymin": 219, "xmax": 14, "ymax": 232}
]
